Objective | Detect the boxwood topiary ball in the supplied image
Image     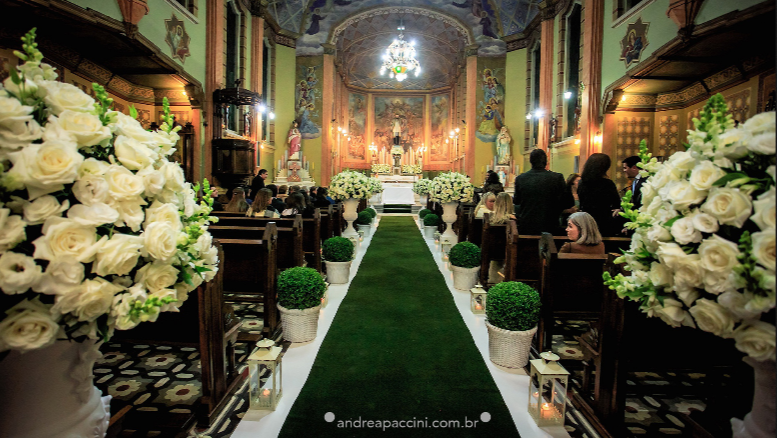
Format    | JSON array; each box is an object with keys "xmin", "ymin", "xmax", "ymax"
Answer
[
  {"xmin": 323, "ymin": 236, "xmax": 355, "ymax": 262},
  {"xmin": 449, "ymin": 241, "xmax": 481, "ymax": 268},
  {"xmin": 364, "ymin": 208, "xmax": 377, "ymax": 218},
  {"xmin": 356, "ymin": 210, "xmax": 373, "ymax": 225},
  {"xmin": 277, "ymin": 266, "xmax": 327, "ymax": 309},
  {"xmin": 423, "ymin": 213, "xmax": 440, "ymax": 227},
  {"xmin": 418, "ymin": 209, "xmax": 432, "ymax": 218},
  {"xmin": 485, "ymin": 281, "xmax": 540, "ymax": 331}
]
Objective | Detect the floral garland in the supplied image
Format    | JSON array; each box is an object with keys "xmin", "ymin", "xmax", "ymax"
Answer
[
  {"xmin": 402, "ymin": 164, "xmax": 422, "ymax": 174},
  {"xmin": 329, "ymin": 170, "xmax": 372, "ymax": 200},
  {"xmin": 604, "ymin": 94, "xmax": 775, "ymax": 361},
  {"xmin": 429, "ymin": 172, "xmax": 475, "ymax": 203},
  {"xmin": 0, "ymin": 30, "xmax": 219, "ymax": 353},
  {"xmin": 412, "ymin": 178, "xmax": 433, "ymax": 195},
  {"xmin": 371, "ymin": 164, "xmax": 391, "ymax": 174}
]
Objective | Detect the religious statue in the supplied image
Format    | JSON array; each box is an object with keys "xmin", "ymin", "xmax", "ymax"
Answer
[
  {"xmin": 392, "ymin": 114, "xmax": 402, "ymax": 145},
  {"xmin": 288, "ymin": 120, "xmax": 302, "ymax": 160},
  {"xmin": 495, "ymin": 126, "xmax": 511, "ymax": 165},
  {"xmin": 549, "ymin": 114, "xmax": 558, "ymax": 144}
]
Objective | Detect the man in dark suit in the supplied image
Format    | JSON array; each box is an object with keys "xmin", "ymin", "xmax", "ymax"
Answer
[
  {"xmin": 249, "ymin": 168, "xmax": 268, "ymax": 199},
  {"xmin": 621, "ymin": 156, "xmax": 645, "ymax": 209},
  {"xmin": 512, "ymin": 149, "xmax": 573, "ymax": 235}
]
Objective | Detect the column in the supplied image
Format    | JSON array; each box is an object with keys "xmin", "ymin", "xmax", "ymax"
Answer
[
  {"xmin": 465, "ymin": 45, "xmax": 478, "ymax": 177},
  {"xmin": 205, "ymin": 0, "xmax": 225, "ymax": 186},
  {"xmin": 322, "ymin": 49, "xmax": 335, "ymax": 185},
  {"xmin": 537, "ymin": 2, "xmax": 555, "ymax": 151},
  {"xmin": 580, "ymin": 0, "xmax": 604, "ymax": 167}
]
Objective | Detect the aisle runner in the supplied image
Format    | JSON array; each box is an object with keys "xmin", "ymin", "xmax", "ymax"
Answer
[{"xmin": 279, "ymin": 216, "xmax": 520, "ymax": 437}]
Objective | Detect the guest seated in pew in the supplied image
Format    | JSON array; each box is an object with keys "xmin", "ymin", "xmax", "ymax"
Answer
[
  {"xmin": 313, "ymin": 187, "xmax": 335, "ymax": 207},
  {"xmin": 474, "ymin": 192, "xmax": 496, "ymax": 219},
  {"xmin": 281, "ymin": 192, "xmax": 307, "ymax": 217},
  {"xmin": 224, "ymin": 187, "xmax": 249, "ymax": 213},
  {"xmin": 278, "ymin": 185, "xmax": 289, "ymax": 202},
  {"xmin": 247, "ymin": 188, "xmax": 280, "ymax": 218},
  {"xmin": 210, "ymin": 187, "xmax": 224, "ymax": 211},
  {"xmin": 489, "ymin": 192, "xmax": 516, "ymax": 225},
  {"xmin": 267, "ymin": 184, "xmax": 286, "ymax": 212},
  {"xmin": 561, "ymin": 212, "xmax": 604, "ymax": 254}
]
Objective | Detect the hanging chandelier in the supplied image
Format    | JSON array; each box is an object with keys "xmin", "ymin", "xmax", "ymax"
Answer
[{"xmin": 379, "ymin": 23, "xmax": 421, "ymax": 82}]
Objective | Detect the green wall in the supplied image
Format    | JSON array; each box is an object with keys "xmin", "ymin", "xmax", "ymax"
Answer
[
  {"xmin": 505, "ymin": 48, "xmax": 528, "ymax": 175},
  {"xmin": 272, "ymin": 45, "xmax": 299, "ymax": 178}
]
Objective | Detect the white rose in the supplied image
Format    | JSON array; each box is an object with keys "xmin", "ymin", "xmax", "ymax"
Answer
[
  {"xmin": 104, "ymin": 165, "xmax": 145, "ymax": 201},
  {"xmin": 152, "ymin": 130, "xmax": 179, "ymax": 156},
  {"xmin": 0, "ymin": 95, "xmax": 33, "ymax": 127},
  {"xmin": 718, "ymin": 129, "xmax": 750, "ymax": 159},
  {"xmin": 196, "ymin": 232, "xmax": 218, "ymax": 265},
  {"xmin": 40, "ymin": 113, "xmax": 76, "ymax": 144},
  {"xmin": 667, "ymin": 151, "xmax": 697, "ymax": 171},
  {"xmin": 670, "ymin": 216, "xmax": 702, "ymax": 244},
  {"xmin": 0, "ymin": 298, "xmax": 59, "ymax": 352},
  {"xmin": 67, "ymin": 203, "xmax": 120, "ymax": 226},
  {"xmin": 648, "ymin": 261, "xmax": 673, "ymax": 288},
  {"xmin": 718, "ymin": 291, "xmax": 762, "ymax": 320},
  {"xmin": 768, "ymin": 165, "xmax": 776, "ymax": 183},
  {"xmin": 743, "ymin": 112, "xmax": 776, "ymax": 136},
  {"xmin": 655, "ymin": 204, "xmax": 679, "ymax": 224},
  {"xmin": 691, "ymin": 210, "xmax": 719, "ymax": 233},
  {"xmin": 656, "ymin": 242, "xmax": 686, "ymax": 270},
  {"xmin": 93, "ymin": 234, "xmax": 144, "ymax": 277},
  {"xmin": 646, "ymin": 223, "xmax": 672, "ymax": 243},
  {"xmin": 19, "ymin": 195, "xmax": 69, "ymax": 225},
  {"xmin": 143, "ymin": 222, "xmax": 178, "ymax": 262},
  {"xmin": 182, "ymin": 188, "xmax": 197, "ymax": 217},
  {"xmin": 0, "ymin": 251, "xmax": 42, "ymax": 294},
  {"xmin": 114, "ymin": 135, "xmax": 157, "ymax": 170},
  {"xmin": 751, "ymin": 231, "xmax": 775, "ymax": 269},
  {"xmin": 0, "ymin": 210, "xmax": 26, "ymax": 252},
  {"xmin": 746, "ymin": 132, "xmax": 776, "ymax": 155},
  {"xmin": 649, "ymin": 297, "xmax": 694, "ymax": 328},
  {"xmin": 78, "ymin": 157, "xmax": 110, "ymax": 177},
  {"xmin": 161, "ymin": 162, "xmax": 185, "ymax": 192},
  {"xmin": 751, "ymin": 187, "xmax": 775, "ymax": 231},
  {"xmin": 33, "ymin": 259, "xmax": 85, "ymax": 296},
  {"xmin": 672, "ymin": 254, "xmax": 703, "ymax": 296},
  {"xmin": 135, "ymin": 262, "xmax": 179, "ymax": 292},
  {"xmin": 640, "ymin": 182, "xmax": 658, "ymax": 207},
  {"xmin": 688, "ymin": 298, "xmax": 735, "ymax": 337},
  {"xmin": 733, "ymin": 321, "xmax": 776, "ymax": 362},
  {"xmin": 112, "ymin": 112, "xmax": 158, "ymax": 145},
  {"xmin": 700, "ymin": 187, "xmax": 752, "ymax": 228},
  {"xmin": 32, "ymin": 217, "xmax": 105, "ymax": 263},
  {"xmin": 38, "ymin": 80, "xmax": 95, "ymax": 115},
  {"xmin": 53, "ymin": 277, "xmax": 123, "ymax": 322},
  {"xmin": 144, "ymin": 201, "xmax": 182, "ymax": 231},
  {"xmin": 689, "ymin": 161, "xmax": 726, "ymax": 191},
  {"xmin": 6, "ymin": 139, "xmax": 83, "ymax": 199},
  {"xmin": 703, "ymin": 270, "xmax": 744, "ymax": 295},
  {"xmin": 698, "ymin": 234, "xmax": 740, "ymax": 273},
  {"xmin": 661, "ymin": 180, "xmax": 706, "ymax": 211},
  {"xmin": 111, "ymin": 198, "xmax": 146, "ymax": 232},
  {"xmin": 0, "ymin": 118, "xmax": 41, "ymax": 153},
  {"xmin": 644, "ymin": 195, "xmax": 663, "ymax": 217},
  {"xmin": 137, "ymin": 166, "xmax": 166, "ymax": 197},
  {"xmin": 49, "ymin": 111, "xmax": 111, "ymax": 148},
  {"xmin": 72, "ymin": 174, "xmax": 110, "ymax": 206}
]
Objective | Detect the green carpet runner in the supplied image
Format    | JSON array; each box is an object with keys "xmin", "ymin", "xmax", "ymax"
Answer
[{"xmin": 279, "ymin": 216, "xmax": 520, "ymax": 437}]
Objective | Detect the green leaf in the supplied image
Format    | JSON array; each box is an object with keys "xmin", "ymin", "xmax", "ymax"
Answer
[
  {"xmin": 129, "ymin": 105, "xmax": 138, "ymax": 119},
  {"xmin": 8, "ymin": 66, "xmax": 21, "ymax": 85},
  {"xmin": 713, "ymin": 172, "xmax": 748, "ymax": 187},
  {"xmin": 663, "ymin": 215, "xmax": 683, "ymax": 228}
]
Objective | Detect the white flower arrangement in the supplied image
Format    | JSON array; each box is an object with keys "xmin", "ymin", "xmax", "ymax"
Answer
[
  {"xmin": 367, "ymin": 177, "xmax": 383, "ymax": 194},
  {"xmin": 429, "ymin": 172, "xmax": 475, "ymax": 204},
  {"xmin": 412, "ymin": 178, "xmax": 433, "ymax": 195},
  {"xmin": 0, "ymin": 30, "xmax": 219, "ymax": 353},
  {"xmin": 329, "ymin": 170, "xmax": 372, "ymax": 200},
  {"xmin": 402, "ymin": 164, "xmax": 422, "ymax": 174},
  {"xmin": 371, "ymin": 164, "xmax": 391, "ymax": 174},
  {"xmin": 604, "ymin": 94, "xmax": 776, "ymax": 362}
]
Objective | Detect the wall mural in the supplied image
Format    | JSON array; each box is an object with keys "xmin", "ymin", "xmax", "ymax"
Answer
[
  {"xmin": 373, "ymin": 96, "xmax": 424, "ymax": 152},
  {"xmin": 295, "ymin": 58, "xmax": 323, "ymax": 139},
  {"xmin": 475, "ymin": 60, "xmax": 505, "ymax": 143},
  {"xmin": 619, "ymin": 17, "xmax": 649, "ymax": 68},
  {"xmin": 430, "ymin": 94, "xmax": 449, "ymax": 162},
  {"xmin": 164, "ymin": 14, "xmax": 191, "ymax": 63},
  {"xmin": 347, "ymin": 92, "xmax": 367, "ymax": 161}
]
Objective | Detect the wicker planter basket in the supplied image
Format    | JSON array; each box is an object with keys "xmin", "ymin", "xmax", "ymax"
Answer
[
  {"xmin": 423, "ymin": 225, "xmax": 437, "ymax": 239},
  {"xmin": 325, "ymin": 261, "xmax": 351, "ymax": 284},
  {"xmin": 451, "ymin": 265, "xmax": 480, "ymax": 291},
  {"xmin": 277, "ymin": 304, "xmax": 321, "ymax": 343},
  {"xmin": 485, "ymin": 320, "xmax": 537, "ymax": 368},
  {"xmin": 357, "ymin": 224, "xmax": 372, "ymax": 237}
]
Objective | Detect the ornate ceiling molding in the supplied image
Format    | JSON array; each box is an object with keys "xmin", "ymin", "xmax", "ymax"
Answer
[{"xmin": 328, "ymin": 6, "xmax": 474, "ymax": 47}]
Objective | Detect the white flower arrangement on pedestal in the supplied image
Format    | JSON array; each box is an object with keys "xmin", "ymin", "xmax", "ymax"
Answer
[
  {"xmin": 604, "ymin": 94, "xmax": 776, "ymax": 362},
  {"xmin": 402, "ymin": 164, "xmax": 422, "ymax": 174},
  {"xmin": 329, "ymin": 170, "xmax": 372, "ymax": 200},
  {"xmin": 0, "ymin": 30, "xmax": 219, "ymax": 353},
  {"xmin": 429, "ymin": 172, "xmax": 475, "ymax": 204},
  {"xmin": 371, "ymin": 164, "xmax": 391, "ymax": 174},
  {"xmin": 367, "ymin": 177, "xmax": 383, "ymax": 194},
  {"xmin": 412, "ymin": 178, "xmax": 433, "ymax": 195}
]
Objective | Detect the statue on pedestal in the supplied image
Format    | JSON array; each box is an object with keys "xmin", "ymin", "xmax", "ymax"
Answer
[
  {"xmin": 392, "ymin": 114, "xmax": 403, "ymax": 145},
  {"xmin": 288, "ymin": 121, "xmax": 302, "ymax": 160},
  {"xmin": 496, "ymin": 126, "xmax": 511, "ymax": 165}
]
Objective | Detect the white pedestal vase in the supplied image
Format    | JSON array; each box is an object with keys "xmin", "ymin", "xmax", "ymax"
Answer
[
  {"xmin": 441, "ymin": 202, "xmax": 458, "ymax": 245},
  {"xmin": 732, "ymin": 358, "xmax": 776, "ymax": 438},
  {"xmin": 325, "ymin": 261, "xmax": 352, "ymax": 284},
  {"xmin": 451, "ymin": 266, "xmax": 480, "ymax": 291},
  {"xmin": 278, "ymin": 304, "xmax": 322, "ymax": 343},
  {"xmin": 0, "ymin": 340, "xmax": 111, "ymax": 438},
  {"xmin": 423, "ymin": 225, "xmax": 437, "ymax": 239},
  {"xmin": 342, "ymin": 198, "xmax": 360, "ymax": 240},
  {"xmin": 357, "ymin": 224, "xmax": 371, "ymax": 238},
  {"xmin": 486, "ymin": 321, "xmax": 537, "ymax": 368},
  {"xmin": 418, "ymin": 194, "xmax": 428, "ymax": 206}
]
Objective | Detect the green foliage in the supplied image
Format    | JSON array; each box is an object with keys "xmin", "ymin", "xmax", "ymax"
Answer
[
  {"xmin": 322, "ymin": 236, "xmax": 354, "ymax": 262},
  {"xmin": 486, "ymin": 282, "xmax": 541, "ymax": 331},
  {"xmin": 423, "ymin": 213, "xmax": 440, "ymax": 227},
  {"xmin": 449, "ymin": 241, "xmax": 481, "ymax": 268},
  {"xmin": 418, "ymin": 209, "xmax": 432, "ymax": 218},
  {"xmin": 364, "ymin": 207, "xmax": 377, "ymax": 218},
  {"xmin": 356, "ymin": 210, "xmax": 373, "ymax": 225},
  {"xmin": 277, "ymin": 267, "xmax": 327, "ymax": 309},
  {"xmin": 91, "ymin": 83, "xmax": 115, "ymax": 126}
]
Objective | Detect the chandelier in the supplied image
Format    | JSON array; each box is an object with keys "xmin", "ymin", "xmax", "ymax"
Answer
[{"xmin": 379, "ymin": 24, "xmax": 421, "ymax": 82}]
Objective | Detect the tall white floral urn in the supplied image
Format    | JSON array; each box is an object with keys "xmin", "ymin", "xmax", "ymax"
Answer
[
  {"xmin": 330, "ymin": 170, "xmax": 373, "ymax": 242},
  {"xmin": 441, "ymin": 201, "xmax": 459, "ymax": 245},
  {"xmin": 428, "ymin": 173, "xmax": 474, "ymax": 246},
  {"xmin": 342, "ymin": 198, "xmax": 360, "ymax": 240}
]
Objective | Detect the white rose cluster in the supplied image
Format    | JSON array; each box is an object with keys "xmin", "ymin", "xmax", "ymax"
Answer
[
  {"xmin": 429, "ymin": 172, "xmax": 475, "ymax": 204},
  {"xmin": 0, "ymin": 33, "xmax": 219, "ymax": 353},
  {"xmin": 412, "ymin": 178, "xmax": 433, "ymax": 195},
  {"xmin": 604, "ymin": 94, "xmax": 776, "ymax": 362},
  {"xmin": 329, "ymin": 170, "xmax": 375, "ymax": 200}
]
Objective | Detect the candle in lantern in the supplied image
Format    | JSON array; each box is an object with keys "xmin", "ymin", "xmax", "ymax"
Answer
[
  {"xmin": 263, "ymin": 389, "xmax": 271, "ymax": 397},
  {"xmin": 475, "ymin": 304, "xmax": 482, "ymax": 310},
  {"xmin": 541, "ymin": 403, "xmax": 555, "ymax": 419}
]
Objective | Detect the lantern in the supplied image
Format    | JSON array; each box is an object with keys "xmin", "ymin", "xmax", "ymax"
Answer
[
  {"xmin": 470, "ymin": 284, "xmax": 486, "ymax": 314},
  {"xmin": 321, "ymin": 283, "xmax": 329, "ymax": 308},
  {"xmin": 528, "ymin": 352, "xmax": 569, "ymax": 426},
  {"xmin": 248, "ymin": 339, "xmax": 283, "ymax": 410}
]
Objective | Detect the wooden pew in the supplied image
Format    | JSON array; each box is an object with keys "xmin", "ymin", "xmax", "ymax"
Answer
[
  {"xmin": 503, "ymin": 221, "xmax": 567, "ymax": 289},
  {"xmin": 332, "ymin": 202, "xmax": 344, "ymax": 237},
  {"xmin": 217, "ymin": 224, "xmax": 279, "ymax": 337},
  {"xmin": 319, "ymin": 204, "xmax": 335, "ymax": 241},
  {"xmin": 211, "ymin": 211, "xmax": 248, "ymax": 217},
  {"xmin": 478, "ymin": 214, "xmax": 508, "ymax": 288},
  {"xmin": 536, "ymin": 233, "xmax": 608, "ymax": 353},
  {"xmin": 110, "ymin": 243, "xmax": 243, "ymax": 428},
  {"xmin": 467, "ymin": 212, "xmax": 484, "ymax": 246},
  {"xmin": 456, "ymin": 204, "xmax": 475, "ymax": 243},
  {"xmin": 208, "ymin": 215, "xmax": 304, "ymax": 271},
  {"xmin": 571, "ymin": 254, "xmax": 746, "ymax": 437}
]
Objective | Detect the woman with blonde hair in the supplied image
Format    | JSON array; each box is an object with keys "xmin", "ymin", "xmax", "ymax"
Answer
[
  {"xmin": 561, "ymin": 211, "xmax": 604, "ymax": 254},
  {"xmin": 224, "ymin": 187, "xmax": 249, "ymax": 213},
  {"xmin": 474, "ymin": 192, "xmax": 496, "ymax": 219},
  {"xmin": 488, "ymin": 192, "xmax": 516, "ymax": 225},
  {"xmin": 246, "ymin": 188, "xmax": 279, "ymax": 218}
]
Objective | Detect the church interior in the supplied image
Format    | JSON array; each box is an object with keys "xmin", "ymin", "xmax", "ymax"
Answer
[{"xmin": 0, "ymin": 0, "xmax": 774, "ymax": 437}]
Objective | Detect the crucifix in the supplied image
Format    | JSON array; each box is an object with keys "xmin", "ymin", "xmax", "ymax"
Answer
[{"xmin": 288, "ymin": 161, "xmax": 302, "ymax": 182}]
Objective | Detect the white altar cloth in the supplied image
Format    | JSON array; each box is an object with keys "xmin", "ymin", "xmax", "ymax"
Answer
[{"xmin": 381, "ymin": 186, "xmax": 415, "ymax": 204}]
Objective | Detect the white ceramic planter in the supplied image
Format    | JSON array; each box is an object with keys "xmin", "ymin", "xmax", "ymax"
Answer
[
  {"xmin": 451, "ymin": 265, "xmax": 480, "ymax": 291},
  {"xmin": 342, "ymin": 198, "xmax": 360, "ymax": 240},
  {"xmin": 325, "ymin": 260, "xmax": 352, "ymax": 284},
  {"xmin": 441, "ymin": 201, "xmax": 458, "ymax": 244},
  {"xmin": 486, "ymin": 321, "xmax": 537, "ymax": 368},
  {"xmin": 423, "ymin": 225, "xmax": 437, "ymax": 239},
  {"xmin": 278, "ymin": 304, "xmax": 321, "ymax": 343},
  {"xmin": 357, "ymin": 224, "xmax": 371, "ymax": 237}
]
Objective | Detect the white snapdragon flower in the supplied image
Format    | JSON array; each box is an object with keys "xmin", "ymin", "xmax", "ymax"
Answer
[
  {"xmin": 38, "ymin": 80, "xmax": 96, "ymax": 115},
  {"xmin": 0, "ymin": 251, "xmax": 42, "ymax": 294},
  {"xmin": 700, "ymin": 187, "xmax": 752, "ymax": 228},
  {"xmin": 0, "ymin": 298, "xmax": 59, "ymax": 352},
  {"xmin": 111, "ymin": 284, "xmax": 147, "ymax": 331},
  {"xmin": 6, "ymin": 139, "xmax": 83, "ymax": 199}
]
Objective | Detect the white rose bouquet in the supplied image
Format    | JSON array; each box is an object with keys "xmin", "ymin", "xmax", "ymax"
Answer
[
  {"xmin": 412, "ymin": 178, "xmax": 433, "ymax": 195},
  {"xmin": 371, "ymin": 164, "xmax": 391, "ymax": 174},
  {"xmin": 367, "ymin": 177, "xmax": 383, "ymax": 194},
  {"xmin": 604, "ymin": 94, "xmax": 776, "ymax": 362},
  {"xmin": 429, "ymin": 172, "xmax": 475, "ymax": 203},
  {"xmin": 402, "ymin": 164, "xmax": 422, "ymax": 174},
  {"xmin": 0, "ymin": 30, "xmax": 219, "ymax": 353},
  {"xmin": 329, "ymin": 169, "xmax": 372, "ymax": 200}
]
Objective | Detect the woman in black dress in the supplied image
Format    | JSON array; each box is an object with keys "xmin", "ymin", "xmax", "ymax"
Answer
[{"xmin": 577, "ymin": 153, "xmax": 621, "ymax": 236}]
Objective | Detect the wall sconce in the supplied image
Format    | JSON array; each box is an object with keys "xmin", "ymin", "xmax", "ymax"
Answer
[
  {"xmin": 526, "ymin": 113, "xmax": 532, "ymax": 120},
  {"xmin": 563, "ymin": 91, "xmax": 572, "ymax": 100},
  {"xmin": 594, "ymin": 131, "xmax": 603, "ymax": 149},
  {"xmin": 534, "ymin": 109, "xmax": 544, "ymax": 119},
  {"xmin": 620, "ymin": 94, "xmax": 627, "ymax": 102}
]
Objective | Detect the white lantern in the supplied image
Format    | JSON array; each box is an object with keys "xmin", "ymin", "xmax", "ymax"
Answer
[
  {"xmin": 321, "ymin": 284, "xmax": 329, "ymax": 308},
  {"xmin": 528, "ymin": 352, "xmax": 569, "ymax": 426},
  {"xmin": 470, "ymin": 284, "xmax": 486, "ymax": 314},
  {"xmin": 248, "ymin": 339, "xmax": 283, "ymax": 410}
]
